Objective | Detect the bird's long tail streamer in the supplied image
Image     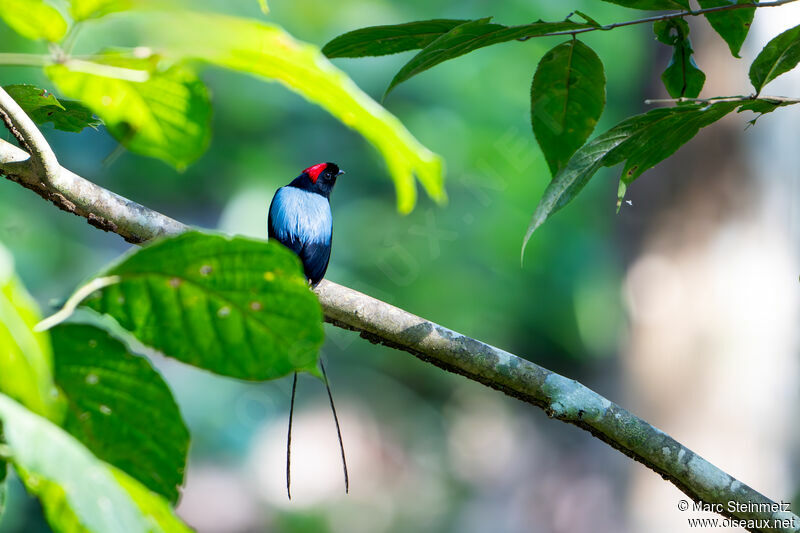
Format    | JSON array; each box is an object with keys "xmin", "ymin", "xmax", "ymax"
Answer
[
  {"xmin": 286, "ymin": 372, "xmax": 298, "ymax": 500},
  {"xmin": 320, "ymin": 358, "xmax": 349, "ymax": 494}
]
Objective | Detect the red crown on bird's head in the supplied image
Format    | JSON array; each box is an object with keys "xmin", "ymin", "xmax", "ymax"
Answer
[{"xmin": 303, "ymin": 163, "xmax": 328, "ymax": 183}]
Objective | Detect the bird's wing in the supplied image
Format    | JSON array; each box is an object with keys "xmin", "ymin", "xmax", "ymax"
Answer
[{"xmin": 300, "ymin": 238, "xmax": 332, "ymax": 287}]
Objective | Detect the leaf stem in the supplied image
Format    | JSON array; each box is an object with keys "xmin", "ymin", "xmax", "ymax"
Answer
[
  {"xmin": 35, "ymin": 276, "xmax": 122, "ymax": 332},
  {"xmin": 518, "ymin": 0, "xmax": 800, "ymax": 41}
]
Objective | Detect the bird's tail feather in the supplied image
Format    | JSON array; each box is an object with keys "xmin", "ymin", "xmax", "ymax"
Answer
[{"xmin": 285, "ymin": 360, "xmax": 349, "ymax": 500}]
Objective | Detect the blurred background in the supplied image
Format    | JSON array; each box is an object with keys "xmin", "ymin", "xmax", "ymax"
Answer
[{"xmin": 1, "ymin": 0, "xmax": 799, "ymax": 531}]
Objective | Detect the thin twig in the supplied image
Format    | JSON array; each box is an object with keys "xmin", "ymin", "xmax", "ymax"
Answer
[
  {"xmin": 0, "ymin": 54, "xmax": 52, "ymax": 67},
  {"xmin": 645, "ymin": 94, "xmax": 800, "ymax": 104},
  {"xmin": 518, "ymin": 0, "xmax": 799, "ymax": 41}
]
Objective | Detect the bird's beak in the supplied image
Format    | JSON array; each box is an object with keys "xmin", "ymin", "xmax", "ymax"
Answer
[{"xmin": 337, "ymin": 169, "xmax": 345, "ymax": 176}]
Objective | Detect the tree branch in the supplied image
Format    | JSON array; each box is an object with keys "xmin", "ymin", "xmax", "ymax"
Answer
[
  {"xmin": 0, "ymin": 138, "xmax": 185, "ymax": 243},
  {"xmin": 518, "ymin": 0, "xmax": 799, "ymax": 41},
  {"xmin": 645, "ymin": 94, "xmax": 800, "ymax": 105},
  {"xmin": 0, "ymin": 86, "xmax": 59, "ymax": 180},
  {"xmin": 0, "ymin": 101, "xmax": 797, "ymax": 533}
]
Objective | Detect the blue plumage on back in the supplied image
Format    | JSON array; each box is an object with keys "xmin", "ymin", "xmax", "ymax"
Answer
[
  {"xmin": 268, "ymin": 185, "xmax": 333, "ymax": 286},
  {"xmin": 270, "ymin": 187, "xmax": 332, "ymax": 244}
]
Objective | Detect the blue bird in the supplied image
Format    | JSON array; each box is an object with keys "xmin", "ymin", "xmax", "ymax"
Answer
[
  {"xmin": 268, "ymin": 162, "xmax": 348, "ymax": 500},
  {"xmin": 268, "ymin": 162, "xmax": 344, "ymax": 286}
]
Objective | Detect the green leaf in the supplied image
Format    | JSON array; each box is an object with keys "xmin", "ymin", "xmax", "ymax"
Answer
[
  {"xmin": 531, "ymin": 40, "xmax": 606, "ymax": 177},
  {"xmin": 737, "ymin": 97, "xmax": 799, "ymax": 125},
  {"xmin": 0, "ymin": 246, "xmax": 60, "ymax": 419},
  {"xmin": 113, "ymin": 468, "xmax": 192, "ymax": 533},
  {"xmin": 52, "ymin": 324, "xmax": 189, "ymax": 504},
  {"xmin": 31, "ymin": 99, "xmax": 102, "ymax": 133},
  {"xmin": 749, "ymin": 24, "xmax": 800, "ymax": 94},
  {"xmin": 21, "ymin": 467, "xmax": 191, "ymax": 533},
  {"xmin": 697, "ymin": 0, "xmax": 755, "ymax": 58},
  {"xmin": 600, "ymin": 0, "xmax": 690, "ymax": 9},
  {"xmin": 654, "ymin": 19, "xmax": 706, "ymax": 98},
  {"xmin": 46, "ymin": 56, "xmax": 211, "ymax": 169},
  {"xmin": 522, "ymin": 102, "xmax": 739, "ymax": 253},
  {"xmin": 0, "ymin": 393, "xmax": 190, "ymax": 533},
  {"xmin": 150, "ymin": 12, "xmax": 443, "ymax": 213},
  {"xmin": 70, "ymin": 0, "xmax": 132, "ymax": 21},
  {"xmin": 4, "ymin": 84, "xmax": 100, "ymax": 133},
  {"xmin": 81, "ymin": 231, "xmax": 324, "ymax": 380},
  {"xmin": 322, "ymin": 19, "xmax": 468, "ymax": 58},
  {"xmin": 387, "ymin": 18, "xmax": 593, "ymax": 96},
  {"xmin": 0, "ymin": 0, "xmax": 68, "ymax": 42}
]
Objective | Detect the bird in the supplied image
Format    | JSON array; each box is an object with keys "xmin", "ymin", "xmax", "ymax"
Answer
[
  {"xmin": 268, "ymin": 162, "xmax": 348, "ymax": 500},
  {"xmin": 268, "ymin": 162, "xmax": 344, "ymax": 286}
]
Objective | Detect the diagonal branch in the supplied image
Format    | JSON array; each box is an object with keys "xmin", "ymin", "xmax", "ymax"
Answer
[{"xmin": 0, "ymin": 101, "xmax": 797, "ymax": 533}]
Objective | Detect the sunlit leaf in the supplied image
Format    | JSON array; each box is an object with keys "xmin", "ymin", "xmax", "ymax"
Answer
[
  {"xmin": 4, "ymin": 84, "xmax": 100, "ymax": 133},
  {"xmin": 149, "ymin": 12, "xmax": 444, "ymax": 212},
  {"xmin": 258, "ymin": 0, "xmax": 269, "ymax": 15},
  {"xmin": 0, "ymin": 0, "xmax": 68, "ymax": 42},
  {"xmin": 749, "ymin": 24, "xmax": 800, "ymax": 94},
  {"xmin": 387, "ymin": 18, "xmax": 593, "ymax": 96},
  {"xmin": 46, "ymin": 55, "xmax": 211, "ymax": 169},
  {"xmin": 323, "ymin": 19, "xmax": 468, "ymax": 58},
  {"xmin": 654, "ymin": 19, "xmax": 705, "ymax": 98},
  {"xmin": 698, "ymin": 0, "xmax": 755, "ymax": 58},
  {"xmin": 600, "ymin": 0, "xmax": 690, "ymax": 8},
  {"xmin": 0, "ymin": 393, "xmax": 190, "ymax": 533},
  {"xmin": 52, "ymin": 324, "xmax": 189, "ymax": 503},
  {"xmin": 70, "ymin": 0, "xmax": 132, "ymax": 21},
  {"xmin": 81, "ymin": 232, "xmax": 324, "ymax": 380},
  {"xmin": 531, "ymin": 40, "xmax": 605, "ymax": 177},
  {"xmin": 522, "ymin": 102, "xmax": 739, "ymax": 254},
  {"xmin": 0, "ymin": 246, "xmax": 60, "ymax": 419}
]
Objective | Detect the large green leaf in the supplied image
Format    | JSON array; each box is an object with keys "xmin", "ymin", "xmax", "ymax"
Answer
[
  {"xmin": 0, "ymin": 393, "xmax": 191, "ymax": 533},
  {"xmin": 4, "ymin": 84, "xmax": 100, "ymax": 133},
  {"xmin": 749, "ymin": 24, "xmax": 800, "ymax": 94},
  {"xmin": 0, "ymin": 246, "xmax": 60, "ymax": 419},
  {"xmin": 52, "ymin": 324, "xmax": 188, "ymax": 504},
  {"xmin": 70, "ymin": 0, "xmax": 132, "ymax": 21},
  {"xmin": 522, "ymin": 102, "xmax": 739, "ymax": 253},
  {"xmin": 531, "ymin": 40, "xmax": 606, "ymax": 177},
  {"xmin": 81, "ymin": 232, "xmax": 324, "ymax": 380},
  {"xmin": 150, "ymin": 11, "xmax": 443, "ymax": 213},
  {"xmin": 46, "ymin": 56, "xmax": 211, "ymax": 169},
  {"xmin": 600, "ymin": 0, "xmax": 690, "ymax": 8},
  {"xmin": 654, "ymin": 19, "xmax": 706, "ymax": 98},
  {"xmin": 0, "ymin": 0, "xmax": 68, "ymax": 42},
  {"xmin": 323, "ymin": 19, "xmax": 468, "ymax": 58},
  {"xmin": 386, "ymin": 18, "xmax": 593, "ymax": 96},
  {"xmin": 698, "ymin": 0, "xmax": 755, "ymax": 58}
]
